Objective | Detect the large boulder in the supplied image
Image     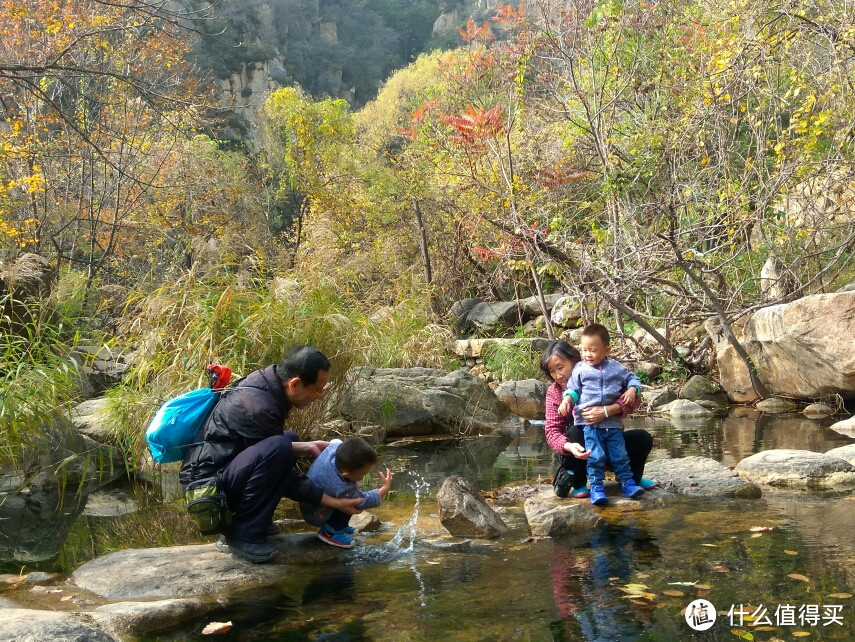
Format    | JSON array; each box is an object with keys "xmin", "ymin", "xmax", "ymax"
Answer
[
  {"xmin": 0, "ymin": 609, "xmax": 116, "ymax": 642},
  {"xmin": 437, "ymin": 476, "xmax": 508, "ymax": 539},
  {"xmin": 464, "ymin": 301, "xmax": 523, "ymax": 332},
  {"xmin": 643, "ymin": 456, "xmax": 762, "ymax": 498},
  {"xmin": 734, "ymin": 449, "xmax": 855, "ymax": 488},
  {"xmin": 708, "ymin": 292, "xmax": 855, "ymax": 402},
  {"xmin": 89, "ymin": 599, "xmax": 208, "ymax": 638},
  {"xmin": 0, "ymin": 253, "xmax": 56, "ymax": 334},
  {"xmin": 829, "ymin": 415, "xmax": 855, "ymax": 438},
  {"xmin": 494, "ymin": 379, "xmax": 547, "ymax": 420},
  {"xmin": 338, "ymin": 367, "xmax": 511, "ymax": 437}
]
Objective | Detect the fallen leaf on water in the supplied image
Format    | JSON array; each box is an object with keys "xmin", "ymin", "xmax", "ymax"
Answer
[
  {"xmin": 636, "ymin": 573, "xmax": 649, "ymax": 579},
  {"xmin": 791, "ymin": 632, "xmax": 811, "ymax": 637},
  {"xmin": 784, "ymin": 550, "xmax": 798, "ymax": 556},
  {"xmin": 609, "ymin": 576, "xmax": 620, "ymax": 582},
  {"xmin": 826, "ymin": 593, "xmax": 853, "ymax": 599},
  {"xmin": 667, "ymin": 581, "xmax": 698, "ymax": 586},
  {"xmin": 754, "ymin": 626, "xmax": 777, "ymax": 631},
  {"xmin": 751, "ymin": 533, "xmax": 763, "ymax": 538},
  {"xmin": 696, "ymin": 584, "xmax": 712, "ymax": 590},
  {"xmin": 425, "ymin": 561, "xmax": 441, "ymax": 565},
  {"xmin": 701, "ymin": 543, "xmax": 718, "ymax": 547},
  {"xmin": 710, "ymin": 564, "xmax": 731, "ymax": 572},
  {"xmin": 787, "ymin": 573, "xmax": 810, "ymax": 583},
  {"xmin": 730, "ymin": 629, "xmax": 748, "ymax": 637},
  {"xmin": 622, "ymin": 592, "xmax": 656, "ymax": 601},
  {"xmin": 663, "ymin": 590, "xmax": 685, "ymax": 597},
  {"xmin": 60, "ymin": 594, "xmax": 77, "ymax": 602},
  {"xmin": 631, "ymin": 599, "xmax": 649, "ymax": 605},
  {"xmin": 617, "ymin": 583, "xmax": 650, "ymax": 594},
  {"xmin": 749, "ymin": 526, "xmax": 773, "ymax": 532},
  {"xmin": 201, "ymin": 621, "xmax": 233, "ymax": 635}
]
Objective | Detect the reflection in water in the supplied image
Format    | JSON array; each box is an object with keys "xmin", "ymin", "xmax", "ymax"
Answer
[{"xmin": 552, "ymin": 526, "xmax": 660, "ymax": 642}]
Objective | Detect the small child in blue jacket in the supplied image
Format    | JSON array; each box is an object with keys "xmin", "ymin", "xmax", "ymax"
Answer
[
  {"xmin": 300, "ymin": 436, "xmax": 392, "ymax": 548},
  {"xmin": 558, "ymin": 323, "xmax": 644, "ymax": 506}
]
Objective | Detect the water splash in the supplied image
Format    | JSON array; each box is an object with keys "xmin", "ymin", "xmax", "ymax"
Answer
[{"xmin": 349, "ymin": 476, "xmax": 430, "ymax": 606}]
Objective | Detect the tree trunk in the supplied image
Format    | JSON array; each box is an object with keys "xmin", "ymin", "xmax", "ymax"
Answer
[{"xmin": 413, "ymin": 199, "xmax": 440, "ymax": 318}]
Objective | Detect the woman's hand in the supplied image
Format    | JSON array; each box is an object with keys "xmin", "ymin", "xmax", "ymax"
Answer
[{"xmin": 564, "ymin": 441, "xmax": 591, "ymax": 460}]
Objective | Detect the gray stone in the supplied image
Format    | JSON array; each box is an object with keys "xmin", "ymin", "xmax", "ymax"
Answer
[
  {"xmin": 350, "ymin": 511, "xmax": 381, "ymax": 532},
  {"xmin": 643, "ymin": 456, "xmax": 762, "ymax": 498},
  {"xmin": 803, "ymin": 403, "xmax": 834, "ymax": 418},
  {"xmin": 452, "ymin": 337, "xmax": 549, "ymax": 359},
  {"xmin": 550, "ymin": 296, "xmax": 583, "ymax": 328},
  {"xmin": 756, "ymin": 397, "xmax": 798, "ymax": 414},
  {"xmin": 657, "ymin": 399, "xmax": 714, "ymax": 419},
  {"xmin": 838, "ymin": 281, "xmax": 855, "ymax": 293},
  {"xmin": 0, "ymin": 609, "xmax": 115, "ymax": 642},
  {"xmin": 338, "ymin": 367, "xmax": 511, "ymax": 438},
  {"xmin": 437, "ymin": 476, "xmax": 508, "ymax": 539},
  {"xmin": 83, "ymin": 489, "xmax": 139, "ymax": 517},
  {"xmin": 559, "ymin": 328, "xmax": 584, "ymax": 345},
  {"xmin": 519, "ymin": 293, "xmax": 564, "ymax": 317},
  {"xmin": 523, "ymin": 487, "xmax": 604, "ymax": 537},
  {"xmin": 71, "ymin": 398, "xmax": 112, "ymax": 440},
  {"xmin": 829, "ymin": 415, "xmax": 855, "ymax": 437},
  {"xmin": 734, "ymin": 449, "xmax": 855, "ymax": 488},
  {"xmin": 494, "ymin": 379, "xmax": 547, "ymax": 420},
  {"xmin": 631, "ymin": 327, "xmax": 667, "ymax": 351},
  {"xmin": 71, "ymin": 535, "xmax": 343, "ymax": 599},
  {"xmin": 448, "ymin": 297, "xmax": 482, "ymax": 329},
  {"xmin": 636, "ymin": 361, "xmax": 663, "ymax": 380},
  {"xmin": 464, "ymin": 301, "xmax": 523, "ymax": 331},
  {"xmin": 646, "ymin": 388, "xmax": 678, "ymax": 409},
  {"xmin": 824, "ymin": 444, "xmax": 855, "ymax": 466},
  {"xmin": 679, "ymin": 375, "xmax": 729, "ymax": 407},
  {"xmin": 90, "ymin": 598, "xmax": 208, "ymax": 636}
]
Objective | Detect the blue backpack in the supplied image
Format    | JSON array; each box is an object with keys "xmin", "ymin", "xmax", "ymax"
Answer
[{"xmin": 145, "ymin": 365, "xmax": 232, "ymax": 464}]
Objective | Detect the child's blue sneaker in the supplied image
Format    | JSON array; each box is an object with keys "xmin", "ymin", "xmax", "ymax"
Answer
[
  {"xmin": 317, "ymin": 524, "xmax": 355, "ymax": 549},
  {"xmin": 342, "ymin": 525, "xmax": 356, "ymax": 535},
  {"xmin": 590, "ymin": 486, "xmax": 608, "ymax": 506},
  {"xmin": 639, "ymin": 477, "xmax": 658, "ymax": 490},
  {"xmin": 622, "ymin": 479, "xmax": 644, "ymax": 499}
]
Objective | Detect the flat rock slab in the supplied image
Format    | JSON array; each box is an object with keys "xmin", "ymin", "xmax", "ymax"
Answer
[
  {"xmin": 644, "ymin": 456, "xmax": 762, "ymax": 499},
  {"xmin": 524, "ymin": 488, "xmax": 605, "ymax": 537},
  {"xmin": 90, "ymin": 598, "xmax": 208, "ymax": 637},
  {"xmin": 0, "ymin": 608, "xmax": 116, "ymax": 642},
  {"xmin": 735, "ymin": 449, "xmax": 855, "ymax": 488},
  {"xmin": 71, "ymin": 534, "xmax": 342, "ymax": 599}
]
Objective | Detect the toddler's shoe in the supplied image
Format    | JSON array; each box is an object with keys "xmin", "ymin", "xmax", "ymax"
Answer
[
  {"xmin": 590, "ymin": 486, "xmax": 608, "ymax": 506},
  {"xmin": 639, "ymin": 477, "xmax": 658, "ymax": 490},
  {"xmin": 571, "ymin": 487, "xmax": 590, "ymax": 499},
  {"xmin": 622, "ymin": 479, "xmax": 645, "ymax": 499},
  {"xmin": 342, "ymin": 525, "xmax": 356, "ymax": 535},
  {"xmin": 317, "ymin": 524, "xmax": 356, "ymax": 549}
]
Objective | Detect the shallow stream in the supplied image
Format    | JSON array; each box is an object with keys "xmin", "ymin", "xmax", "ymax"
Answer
[{"xmin": 7, "ymin": 411, "xmax": 855, "ymax": 641}]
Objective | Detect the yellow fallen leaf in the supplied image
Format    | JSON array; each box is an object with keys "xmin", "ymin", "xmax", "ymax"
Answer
[
  {"xmin": 731, "ymin": 629, "xmax": 747, "ymax": 636},
  {"xmin": 787, "ymin": 573, "xmax": 810, "ymax": 583},
  {"xmin": 201, "ymin": 621, "xmax": 233, "ymax": 635},
  {"xmin": 636, "ymin": 573, "xmax": 650, "ymax": 579},
  {"xmin": 827, "ymin": 593, "xmax": 853, "ymax": 599},
  {"xmin": 701, "ymin": 543, "xmax": 717, "ymax": 547},
  {"xmin": 754, "ymin": 626, "xmax": 777, "ymax": 631},
  {"xmin": 622, "ymin": 592, "xmax": 656, "ymax": 601},
  {"xmin": 710, "ymin": 564, "xmax": 730, "ymax": 572},
  {"xmin": 663, "ymin": 589, "xmax": 685, "ymax": 597},
  {"xmin": 751, "ymin": 533, "xmax": 763, "ymax": 538},
  {"xmin": 617, "ymin": 583, "xmax": 650, "ymax": 594},
  {"xmin": 784, "ymin": 550, "xmax": 798, "ymax": 556},
  {"xmin": 749, "ymin": 526, "xmax": 773, "ymax": 532},
  {"xmin": 791, "ymin": 632, "xmax": 811, "ymax": 637},
  {"xmin": 609, "ymin": 576, "xmax": 620, "ymax": 582},
  {"xmin": 696, "ymin": 584, "xmax": 712, "ymax": 590}
]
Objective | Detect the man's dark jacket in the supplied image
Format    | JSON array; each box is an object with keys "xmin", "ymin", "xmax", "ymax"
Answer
[{"xmin": 179, "ymin": 365, "xmax": 322, "ymax": 505}]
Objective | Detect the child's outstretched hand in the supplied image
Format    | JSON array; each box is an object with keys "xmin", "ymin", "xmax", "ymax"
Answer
[
  {"xmin": 620, "ymin": 387, "xmax": 637, "ymax": 405},
  {"xmin": 558, "ymin": 396, "xmax": 573, "ymax": 417},
  {"xmin": 378, "ymin": 467, "xmax": 393, "ymax": 499}
]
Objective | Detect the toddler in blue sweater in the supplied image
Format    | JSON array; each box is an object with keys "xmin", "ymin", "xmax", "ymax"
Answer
[
  {"xmin": 300, "ymin": 436, "xmax": 393, "ymax": 548},
  {"xmin": 558, "ymin": 324, "xmax": 644, "ymax": 506}
]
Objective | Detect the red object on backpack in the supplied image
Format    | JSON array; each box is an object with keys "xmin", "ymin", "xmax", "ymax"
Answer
[{"xmin": 205, "ymin": 364, "xmax": 232, "ymax": 390}]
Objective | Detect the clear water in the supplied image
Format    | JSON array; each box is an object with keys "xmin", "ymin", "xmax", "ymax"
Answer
[{"xmin": 12, "ymin": 412, "xmax": 855, "ymax": 640}]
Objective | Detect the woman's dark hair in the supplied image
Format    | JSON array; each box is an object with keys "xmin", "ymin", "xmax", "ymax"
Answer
[
  {"xmin": 277, "ymin": 345, "xmax": 331, "ymax": 385},
  {"xmin": 539, "ymin": 340, "xmax": 581, "ymax": 378},
  {"xmin": 336, "ymin": 436, "xmax": 378, "ymax": 473}
]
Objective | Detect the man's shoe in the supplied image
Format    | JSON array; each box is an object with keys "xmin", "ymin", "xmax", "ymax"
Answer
[
  {"xmin": 590, "ymin": 486, "xmax": 608, "ymax": 506},
  {"xmin": 571, "ymin": 487, "xmax": 590, "ymax": 499},
  {"xmin": 215, "ymin": 536, "xmax": 276, "ymax": 563},
  {"xmin": 622, "ymin": 479, "xmax": 645, "ymax": 499},
  {"xmin": 639, "ymin": 477, "xmax": 658, "ymax": 490},
  {"xmin": 317, "ymin": 525, "xmax": 355, "ymax": 549}
]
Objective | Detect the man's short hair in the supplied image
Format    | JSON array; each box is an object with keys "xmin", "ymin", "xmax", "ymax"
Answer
[
  {"xmin": 277, "ymin": 345, "xmax": 330, "ymax": 385},
  {"xmin": 336, "ymin": 437, "xmax": 378, "ymax": 473},
  {"xmin": 582, "ymin": 323, "xmax": 611, "ymax": 346}
]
